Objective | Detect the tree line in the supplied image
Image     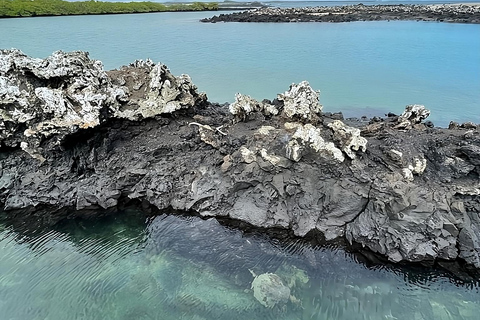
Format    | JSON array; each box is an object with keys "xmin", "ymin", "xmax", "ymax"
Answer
[{"xmin": 0, "ymin": 0, "xmax": 219, "ymax": 17}]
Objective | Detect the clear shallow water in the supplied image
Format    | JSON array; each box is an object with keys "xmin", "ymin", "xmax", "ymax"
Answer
[
  {"xmin": 0, "ymin": 211, "xmax": 479, "ymax": 320},
  {"xmin": 0, "ymin": 11, "xmax": 479, "ymax": 126}
]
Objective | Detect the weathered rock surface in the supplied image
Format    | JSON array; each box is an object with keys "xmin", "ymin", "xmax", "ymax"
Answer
[
  {"xmin": 0, "ymin": 49, "xmax": 205, "ymax": 161},
  {"xmin": 277, "ymin": 81, "xmax": 322, "ymax": 123},
  {"xmin": 229, "ymin": 93, "xmax": 278, "ymax": 123},
  {"xmin": 201, "ymin": 4, "xmax": 480, "ymax": 24},
  {"xmin": 1, "ymin": 50, "xmax": 479, "ymax": 278}
]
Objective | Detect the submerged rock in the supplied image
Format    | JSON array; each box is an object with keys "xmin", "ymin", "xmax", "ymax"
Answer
[{"xmin": 1, "ymin": 50, "xmax": 479, "ymax": 277}]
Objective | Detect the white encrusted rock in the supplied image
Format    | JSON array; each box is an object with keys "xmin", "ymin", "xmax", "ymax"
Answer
[
  {"xmin": 0, "ymin": 49, "xmax": 206, "ymax": 160},
  {"xmin": 327, "ymin": 120, "xmax": 367, "ymax": 159},
  {"xmin": 0, "ymin": 76, "xmax": 30, "ymax": 108},
  {"xmin": 402, "ymin": 168, "xmax": 415, "ymax": 182},
  {"xmin": 240, "ymin": 146, "xmax": 257, "ymax": 164},
  {"xmin": 0, "ymin": 49, "xmax": 116, "ymax": 159},
  {"xmin": 395, "ymin": 104, "xmax": 430, "ymax": 129},
  {"xmin": 277, "ymin": 81, "xmax": 322, "ymax": 122},
  {"xmin": 116, "ymin": 64, "xmax": 201, "ymax": 120},
  {"xmin": 402, "ymin": 157, "xmax": 427, "ymax": 181},
  {"xmin": 285, "ymin": 122, "xmax": 344, "ymax": 162},
  {"xmin": 409, "ymin": 157, "xmax": 427, "ymax": 175},
  {"xmin": 229, "ymin": 93, "xmax": 278, "ymax": 122},
  {"xmin": 260, "ymin": 148, "xmax": 282, "ymax": 166},
  {"xmin": 256, "ymin": 126, "xmax": 276, "ymax": 136}
]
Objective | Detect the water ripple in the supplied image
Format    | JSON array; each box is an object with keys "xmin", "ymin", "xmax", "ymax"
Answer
[{"xmin": 0, "ymin": 211, "xmax": 479, "ymax": 319}]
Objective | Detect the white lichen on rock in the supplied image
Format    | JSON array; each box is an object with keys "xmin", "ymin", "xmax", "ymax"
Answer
[
  {"xmin": 402, "ymin": 168, "xmax": 415, "ymax": 182},
  {"xmin": 240, "ymin": 146, "xmax": 257, "ymax": 164},
  {"xmin": 260, "ymin": 148, "xmax": 282, "ymax": 166},
  {"xmin": 0, "ymin": 49, "xmax": 206, "ymax": 160},
  {"xmin": 0, "ymin": 76, "xmax": 29, "ymax": 108},
  {"xmin": 327, "ymin": 120, "xmax": 367, "ymax": 160},
  {"xmin": 395, "ymin": 104, "xmax": 431, "ymax": 129},
  {"xmin": 256, "ymin": 125, "xmax": 276, "ymax": 136},
  {"xmin": 115, "ymin": 64, "xmax": 202, "ymax": 120},
  {"xmin": 197, "ymin": 126, "xmax": 218, "ymax": 148},
  {"xmin": 410, "ymin": 157, "xmax": 427, "ymax": 174},
  {"xmin": 402, "ymin": 157, "xmax": 427, "ymax": 181},
  {"xmin": 285, "ymin": 122, "xmax": 344, "ymax": 162},
  {"xmin": 277, "ymin": 81, "xmax": 322, "ymax": 121},
  {"xmin": 0, "ymin": 49, "xmax": 119, "ymax": 159},
  {"xmin": 229, "ymin": 93, "xmax": 278, "ymax": 122}
]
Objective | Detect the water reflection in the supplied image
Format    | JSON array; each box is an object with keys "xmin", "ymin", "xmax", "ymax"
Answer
[{"xmin": 0, "ymin": 210, "xmax": 478, "ymax": 320}]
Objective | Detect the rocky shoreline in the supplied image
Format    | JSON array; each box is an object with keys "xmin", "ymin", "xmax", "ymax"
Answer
[
  {"xmin": 201, "ymin": 4, "xmax": 480, "ymax": 23},
  {"xmin": 1, "ymin": 50, "xmax": 479, "ymax": 278}
]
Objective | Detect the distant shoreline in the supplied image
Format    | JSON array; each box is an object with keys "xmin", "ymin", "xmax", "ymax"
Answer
[
  {"xmin": 0, "ymin": 0, "xmax": 220, "ymax": 19},
  {"xmin": 0, "ymin": 1, "xmax": 276, "ymax": 19},
  {"xmin": 201, "ymin": 3, "xmax": 480, "ymax": 24}
]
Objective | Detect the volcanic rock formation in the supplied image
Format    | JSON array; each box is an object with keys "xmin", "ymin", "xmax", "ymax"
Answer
[
  {"xmin": 0, "ymin": 50, "xmax": 479, "ymax": 277},
  {"xmin": 201, "ymin": 4, "xmax": 480, "ymax": 24}
]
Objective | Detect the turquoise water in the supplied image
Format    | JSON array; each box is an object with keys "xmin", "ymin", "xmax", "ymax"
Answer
[
  {"xmin": 0, "ymin": 210, "xmax": 479, "ymax": 320},
  {"xmin": 0, "ymin": 10, "xmax": 479, "ymax": 126},
  {"xmin": 1, "ymin": 8, "xmax": 480, "ymax": 318}
]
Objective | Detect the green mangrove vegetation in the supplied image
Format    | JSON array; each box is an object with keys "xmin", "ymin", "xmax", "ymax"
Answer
[{"xmin": 0, "ymin": 0, "xmax": 219, "ymax": 18}]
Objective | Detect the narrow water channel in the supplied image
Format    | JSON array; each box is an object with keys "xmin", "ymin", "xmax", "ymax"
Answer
[{"xmin": 0, "ymin": 210, "xmax": 478, "ymax": 320}]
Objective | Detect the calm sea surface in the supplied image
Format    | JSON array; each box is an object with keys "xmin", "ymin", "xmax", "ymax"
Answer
[
  {"xmin": 0, "ymin": 7, "xmax": 479, "ymax": 126},
  {"xmin": 1, "ymin": 5, "xmax": 480, "ymax": 319}
]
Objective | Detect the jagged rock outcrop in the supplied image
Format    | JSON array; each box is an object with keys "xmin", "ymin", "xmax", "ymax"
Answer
[
  {"xmin": 229, "ymin": 80, "xmax": 322, "ymax": 124},
  {"xmin": 229, "ymin": 93, "xmax": 278, "ymax": 123},
  {"xmin": 0, "ymin": 49, "xmax": 120, "ymax": 161},
  {"xmin": 394, "ymin": 104, "xmax": 431, "ymax": 129},
  {"xmin": 0, "ymin": 49, "xmax": 205, "ymax": 161},
  {"xmin": 1, "ymin": 50, "xmax": 479, "ymax": 278},
  {"xmin": 327, "ymin": 120, "xmax": 367, "ymax": 160},
  {"xmin": 277, "ymin": 81, "xmax": 322, "ymax": 122},
  {"xmin": 109, "ymin": 60, "xmax": 206, "ymax": 120},
  {"xmin": 284, "ymin": 122, "xmax": 345, "ymax": 163}
]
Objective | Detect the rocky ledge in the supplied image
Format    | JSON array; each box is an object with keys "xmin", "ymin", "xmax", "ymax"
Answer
[
  {"xmin": 201, "ymin": 4, "xmax": 480, "ymax": 23},
  {"xmin": 1, "ymin": 50, "xmax": 479, "ymax": 278}
]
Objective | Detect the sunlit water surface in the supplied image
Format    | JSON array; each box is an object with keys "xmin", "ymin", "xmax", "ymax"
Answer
[
  {"xmin": 0, "ymin": 211, "xmax": 478, "ymax": 320},
  {"xmin": 0, "ymin": 10, "xmax": 479, "ymax": 126}
]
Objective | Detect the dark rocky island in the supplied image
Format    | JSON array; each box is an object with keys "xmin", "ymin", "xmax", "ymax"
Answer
[
  {"xmin": 1, "ymin": 50, "xmax": 479, "ymax": 278},
  {"xmin": 201, "ymin": 3, "xmax": 480, "ymax": 23}
]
